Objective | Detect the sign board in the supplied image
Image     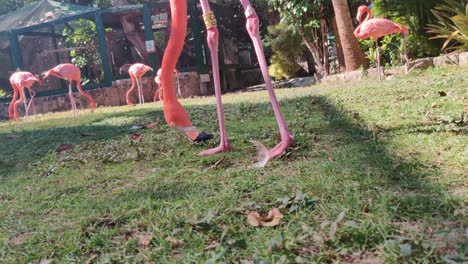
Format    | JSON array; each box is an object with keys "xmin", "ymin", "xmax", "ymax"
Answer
[
  {"xmin": 146, "ymin": 40, "xmax": 156, "ymax": 53},
  {"xmin": 200, "ymin": 74, "xmax": 210, "ymax": 82}
]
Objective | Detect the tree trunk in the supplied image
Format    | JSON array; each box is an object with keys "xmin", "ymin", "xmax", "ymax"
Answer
[
  {"xmin": 320, "ymin": 17, "xmax": 329, "ymax": 77},
  {"xmin": 331, "ymin": 15, "xmax": 346, "ymax": 72},
  {"xmin": 331, "ymin": 0, "xmax": 368, "ymax": 71}
]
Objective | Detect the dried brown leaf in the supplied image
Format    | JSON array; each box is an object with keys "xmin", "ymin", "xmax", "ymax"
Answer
[
  {"xmin": 85, "ymin": 254, "xmax": 98, "ymax": 264},
  {"xmin": 39, "ymin": 259, "xmax": 53, "ymax": 264},
  {"xmin": 138, "ymin": 232, "xmax": 152, "ymax": 248},
  {"xmin": 204, "ymin": 241, "xmax": 221, "ymax": 251},
  {"xmin": 10, "ymin": 232, "xmax": 32, "ymax": 245},
  {"xmin": 145, "ymin": 122, "xmax": 159, "ymax": 129},
  {"xmin": 165, "ymin": 237, "xmax": 183, "ymax": 248},
  {"xmin": 247, "ymin": 211, "xmax": 261, "ymax": 227},
  {"xmin": 260, "ymin": 208, "xmax": 284, "ymax": 227},
  {"xmin": 56, "ymin": 144, "xmax": 74, "ymax": 153},
  {"xmin": 247, "ymin": 208, "xmax": 283, "ymax": 227},
  {"xmin": 130, "ymin": 133, "xmax": 143, "ymax": 141}
]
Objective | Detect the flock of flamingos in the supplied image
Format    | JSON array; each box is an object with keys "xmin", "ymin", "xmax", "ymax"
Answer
[{"xmin": 6, "ymin": 2, "xmax": 408, "ymax": 166}]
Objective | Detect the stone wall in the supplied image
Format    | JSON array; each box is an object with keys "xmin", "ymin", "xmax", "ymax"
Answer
[
  {"xmin": 0, "ymin": 67, "xmax": 276, "ymax": 120},
  {"xmin": 0, "ymin": 72, "xmax": 200, "ymax": 120}
]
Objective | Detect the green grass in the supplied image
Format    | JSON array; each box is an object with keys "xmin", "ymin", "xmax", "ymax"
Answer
[{"xmin": 0, "ymin": 66, "xmax": 466, "ymax": 263}]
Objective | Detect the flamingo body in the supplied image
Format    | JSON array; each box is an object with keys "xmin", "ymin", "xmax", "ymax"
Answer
[
  {"xmin": 43, "ymin": 63, "xmax": 96, "ymax": 114},
  {"xmin": 126, "ymin": 63, "xmax": 153, "ymax": 105},
  {"xmin": 354, "ymin": 18, "xmax": 407, "ymax": 40},
  {"xmin": 9, "ymin": 71, "xmax": 41, "ymax": 120},
  {"xmin": 354, "ymin": 6, "xmax": 409, "ymax": 80}
]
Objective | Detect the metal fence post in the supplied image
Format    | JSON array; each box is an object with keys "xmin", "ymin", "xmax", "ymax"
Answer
[{"xmin": 94, "ymin": 11, "xmax": 112, "ymax": 87}]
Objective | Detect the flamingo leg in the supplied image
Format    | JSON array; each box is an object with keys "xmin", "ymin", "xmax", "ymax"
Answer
[
  {"xmin": 139, "ymin": 77, "xmax": 145, "ymax": 104},
  {"xmin": 27, "ymin": 89, "xmax": 36, "ymax": 116},
  {"xmin": 136, "ymin": 76, "xmax": 143, "ymax": 105},
  {"xmin": 68, "ymin": 81, "xmax": 78, "ymax": 116},
  {"xmin": 403, "ymin": 34, "xmax": 409, "ymax": 74},
  {"xmin": 127, "ymin": 75, "xmax": 136, "ymax": 105},
  {"xmin": 14, "ymin": 87, "xmax": 26, "ymax": 121},
  {"xmin": 240, "ymin": 0, "xmax": 293, "ymax": 162},
  {"xmin": 375, "ymin": 38, "xmax": 382, "ymax": 81},
  {"xmin": 23, "ymin": 98, "xmax": 29, "ymax": 120},
  {"xmin": 8, "ymin": 84, "xmax": 19, "ymax": 120},
  {"xmin": 198, "ymin": 0, "xmax": 232, "ymax": 156}
]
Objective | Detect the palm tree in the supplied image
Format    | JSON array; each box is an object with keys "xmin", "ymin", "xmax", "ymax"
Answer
[{"xmin": 331, "ymin": 0, "xmax": 368, "ymax": 71}]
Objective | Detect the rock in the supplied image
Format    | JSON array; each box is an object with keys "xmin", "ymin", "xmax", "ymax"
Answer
[
  {"xmin": 408, "ymin": 58, "xmax": 434, "ymax": 71},
  {"xmin": 433, "ymin": 54, "xmax": 459, "ymax": 67},
  {"xmin": 458, "ymin": 52, "xmax": 468, "ymax": 66}
]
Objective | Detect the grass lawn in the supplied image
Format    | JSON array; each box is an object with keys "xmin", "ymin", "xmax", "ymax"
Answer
[{"xmin": 0, "ymin": 66, "xmax": 466, "ymax": 263}]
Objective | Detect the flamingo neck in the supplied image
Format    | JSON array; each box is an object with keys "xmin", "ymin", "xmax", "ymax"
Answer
[{"xmin": 364, "ymin": 9, "xmax": 372, "ymax": 21}]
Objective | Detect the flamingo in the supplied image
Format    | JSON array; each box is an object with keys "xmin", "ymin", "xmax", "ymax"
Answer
[
  {"xmin": 159, "ymin": 0, "xmax": 293, "ymax": 166},
  {"xmin": 126, "ymin": 63, "xmax": 153, "ymax": 105},
  {"xmin": 354, "ymin": 5, "xmax": 409, "ymax": 81},
  {"xmin": 9, "ymin": 71, "xmax": 41, "ymax": 121},
  {"xmin": 42, "ymin": 63, "xmax": 96, "ymax": 116},
  {"xmin": 153, "ymin": 68, "xmax": 181, "ymax": 102}
]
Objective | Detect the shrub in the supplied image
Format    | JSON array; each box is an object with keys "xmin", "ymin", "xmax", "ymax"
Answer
[
  {"xmin": 267, "ymin": 22, "xmax": 304, "ymax": 80},
  {"xmin": 427, "ymin": 0, "xmax": 468, "ymax": 52}
]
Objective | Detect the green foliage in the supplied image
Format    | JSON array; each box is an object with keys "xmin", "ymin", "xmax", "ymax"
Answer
[
  {"xmin": 267, "ymin": 23, "xmax": 304, "ymax": 79},
  {"xmin": 427, "ymin": 0, "xmax": 468, "ymax": 52},
  {"xmin": 359, "ymin": 33, "xmax": 406, "ymax": 68},
  {"xmin": 62, "ymin": 19, "xmax": 104, "ymax": 82},
  {"xmin": 371, "ymin": 0, "xmax": 442, "ymax": 57},
  {"xmin": 0, "ymin": 89, "xmax": 9, "ymax": 98}
]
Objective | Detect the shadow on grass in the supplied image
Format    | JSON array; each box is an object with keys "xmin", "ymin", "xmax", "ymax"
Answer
[{"xmin": 0, "ymin": 94, "xmax": 457, "ymax": 222}]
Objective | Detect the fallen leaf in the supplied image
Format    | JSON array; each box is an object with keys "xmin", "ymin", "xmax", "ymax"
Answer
[
  {"xmin": 204, "ymin": 241, "xmax": 221, "ymax": 251},
  {"xmin": 56, "ymin": 144, "xmax": 74, "ymax": 153},
  {"xmin": 247, "ymin": 208, "xmax": 283, "ymax": 227},
  {"xmin": 130, "ymin": 125, "xmax": 143, "ymax": 130},
  {"xmin": 130, "ymin": 133, "xmax": 142, "ymax": 141},
  {"xmin": 438, "ymin": 91, "xmax": 447, "ymax": 97},
  {"xmin": 145, "ymin": 122, "xmax": 159, "ymax": 129},
  {"xmin": 431, "ymin": 103, "xmax": 441, "ymax": 108},
  {"xmin": 80, "ymin": 132, "xmax": 96, "ymax": 137},
  {"xmin": 10, "ymin": 232, "xmax": 32, "ymax": 245},
  {"xmin": 260, "ymin": 208, "xmax": 284, "ymax": 227},
  {"xmin": 329, "ymin": 210, "xmax": 347, "ymax": 240},
  {"xmin": 138, "ymin": 232, "xmax": 152, "ymax": 248},
  {"xmin": 39, "ymin": 260, "xmax": 53, "ymax": 264},
  {"xmin": 165, "ymin": 236, "xmax": 183, "ymax": 248},
  {"xmin": 85, "ymin": 254, "xmax": 98, "ymax": 264},
  {"xmin": 247, "ymin": 211, "xmax": 261, "ymax": 227},
  {"xmin": 249, "ymin": 140, "xmax": 269, "ymax": 168},
  {"xmin": 210, "ymin": 157, "xmax": 225, "ymax": 169}
]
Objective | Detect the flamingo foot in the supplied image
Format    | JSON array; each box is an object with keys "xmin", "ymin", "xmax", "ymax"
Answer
[
  {"xmin": 199, "ymin": 142, "xmax": 232, "ymax": 156},
  {"xmin": 250, "ymin": 133, "xmax": 294, "ymax": 168},
  {"xmin": 174, "ymin": 126, "xmax": 213, "ymax": 143}
]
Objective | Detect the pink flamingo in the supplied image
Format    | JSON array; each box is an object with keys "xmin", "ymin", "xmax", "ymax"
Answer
[
  {"xmin": 126, "ymin": 63, "xmax": 153, "ymax": 105},
  {"xmin": 354, "ymin": 5, "xmax": 409, "ymax": 81},
  {"xmin": 158, "ymin": 0, "xmax": 293, "ymax": 166},
  {"xmin": 9, "ymin": 71, "xmax": 41, "ymax": 121},
  {"xmin": 43, "ymin": 63, "xmax": 96, "ymax": 115},
  {"xmin": 153, "ymin": 68, "xmax": 180, "ymax": 102}
]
